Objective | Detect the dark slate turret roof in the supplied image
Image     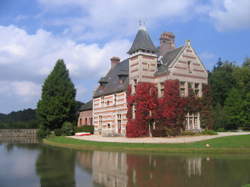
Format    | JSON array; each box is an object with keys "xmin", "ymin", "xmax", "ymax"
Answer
[
  {"xmin": 128, "ymin": 28, "xmax": 157, "ymax": 54},
  {"xmin": 94, "ymin": 59, "xmax": 129, "ymax": 98},
  {"xmin": 79, "ymin": 100, "xmax": 93, "ymax": 111}
]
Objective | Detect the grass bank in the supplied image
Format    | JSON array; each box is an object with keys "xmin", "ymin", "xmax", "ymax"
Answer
[{"xmin": 44, "ymin": 135, "xmax": 250, "ymax": 154}]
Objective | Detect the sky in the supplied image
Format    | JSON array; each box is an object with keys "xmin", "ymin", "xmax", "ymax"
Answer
[{"xmin": 0, "ymin": 0, "xmax": 249, "ymax": 114}]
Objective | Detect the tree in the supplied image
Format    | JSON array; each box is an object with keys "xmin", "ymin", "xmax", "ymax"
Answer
[
  {"xmin": 209, "ymin": 61, "xmax": 236, "ymax": 106},
  {"xmin": 37, "ymin": 59, "xmax": 76, "ymax": 131},
  {"xmin": 224, "ymin": 88, "xmax": 243, "ymax": 130},
  {"xmin": 241, "ymin": 93, "xmax": 250, "ymax": 129}
]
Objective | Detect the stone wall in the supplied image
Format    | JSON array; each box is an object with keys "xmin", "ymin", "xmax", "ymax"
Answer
[{"xmin": 0, "ymin": 129, "xmax": 37, "ymax": 137}]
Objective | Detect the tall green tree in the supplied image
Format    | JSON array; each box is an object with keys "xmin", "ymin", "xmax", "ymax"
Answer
[
  {"xmin": 209, "ymin": 61, "xmax": 236, "ymax": 106},
  {"xmin": 37, "ymin": 59, "xmax": 76, "ymax": 131},
  {"xmin": 224, "ymin": 88, "xmax": 243, "ymax": 130}
]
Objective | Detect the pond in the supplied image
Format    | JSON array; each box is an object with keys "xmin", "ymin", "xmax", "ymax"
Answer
[{"xmin": 0, "ymin": 138, "xmax": 250, "ymax": 187}]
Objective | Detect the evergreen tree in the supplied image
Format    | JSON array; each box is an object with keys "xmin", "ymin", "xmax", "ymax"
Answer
[
  {"xmin": 37, "ymin": 59, "xmax": 76, "ymax": 131},
  {"xmin": 241, "ymin": 93, "xmax": 250, "ymax": 129}
]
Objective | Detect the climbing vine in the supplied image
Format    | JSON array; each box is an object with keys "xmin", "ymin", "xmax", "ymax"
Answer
[{"xmin": 126, "ymin": 80, "xmax": 213, "ymax": 137}]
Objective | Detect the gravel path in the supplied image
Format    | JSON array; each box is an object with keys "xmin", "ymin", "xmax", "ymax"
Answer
[{"xmin": 70, "ymin": 132, "xmax": 250, "ymax": 144}]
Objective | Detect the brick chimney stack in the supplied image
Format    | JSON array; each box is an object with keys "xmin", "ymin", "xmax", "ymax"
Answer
[
  {"xmin": 110, "ymin": 56, "xmax": 120, "ymax": 69},
  {"xmin": 159, "ymin": 32, "xmax": 176, "ymax": 56}
]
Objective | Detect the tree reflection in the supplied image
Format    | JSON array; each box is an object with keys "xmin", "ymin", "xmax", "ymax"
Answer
[{"xmin": 36, "ymin": 146, "xmax": 76, "ymax": 187}]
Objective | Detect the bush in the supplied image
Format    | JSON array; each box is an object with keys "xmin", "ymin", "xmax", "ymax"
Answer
[
  {"xmin": 151, "ymin": 128, "xmax": 166, "ymax": 137},
  {"xmin": 216, "ymin": 128, "xmax": 226, "ymax": 132},
  {"xmin": 37, "ymin": 126, "xmax": 50, "ymax": 138},
  {"xmin": 181, "ymin": 131, "xmax": 196, "ymax": 136},
  {"xmin": 76, "ymin": 125, "xmax": 94, "ymax": 134},
  {"xmin": 165, "ymin": 127, "xmax": 180, "ymax": 137},
  {"xmin": 61, "ymin": 122, "xmax": 74, "ymax": 136},
  {"xmin": 54, "ymin": 128, "xmax": 63, "ymax": 136},
  {"xmin": 201, "ymin": 129, "xmax": 218, "ymax": 135}
]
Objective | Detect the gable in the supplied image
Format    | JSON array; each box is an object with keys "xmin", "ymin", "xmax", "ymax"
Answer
[{"xmin": 168, "ymin": 44, "xmax": 208, "ymax": 82}]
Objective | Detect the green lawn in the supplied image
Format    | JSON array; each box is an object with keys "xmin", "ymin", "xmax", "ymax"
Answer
[{"xmin": 44, "ymin": 135, "xmax": 250, "ymax": 153}]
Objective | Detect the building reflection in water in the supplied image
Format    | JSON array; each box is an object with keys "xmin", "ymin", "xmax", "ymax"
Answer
[
  {"xmin": 76, "ymin": 151, "xmax": 207, "ymax": 187},
  {"xmin": 186, "ymin": 157, "xmax": 202, "ymax": 177}
]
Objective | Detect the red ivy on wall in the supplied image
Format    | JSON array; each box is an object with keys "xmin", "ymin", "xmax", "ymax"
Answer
[{"xmin": 126, "ymin": 80, "xmax": 213, "ymax": 137}]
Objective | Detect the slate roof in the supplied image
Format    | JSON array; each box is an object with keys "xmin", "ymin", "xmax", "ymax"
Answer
[
  {"xmin": 93, "ymin": 59, "xmax": 129, "ymax": 98},
  {"xmin": 155, "ymin": 47, "xmax": 183, "ymax": 76},
  {"xmin": 93, "ymin": 29, "xmax": 185, "ymax": 98},
  {"xmin": 128, "ymin": 28, "xmax": 157, "ymax": 54},
  {"xmin": 79, "ymin": 100, "xmax": 93, "ymax": 111}
]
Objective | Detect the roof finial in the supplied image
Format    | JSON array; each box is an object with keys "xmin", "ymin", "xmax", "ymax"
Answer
[{"xmin": 138, "ymin": 20, "xmax": 146, "ymax": 31}]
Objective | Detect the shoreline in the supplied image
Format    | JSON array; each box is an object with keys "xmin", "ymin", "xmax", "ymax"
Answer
[
  {"xmin": 69, "ymin": 132, "xmax": 250, "ymax": 144},
  {"xmin": 44, "ymin": 133, "xmax": 250, "ymax": 154}
]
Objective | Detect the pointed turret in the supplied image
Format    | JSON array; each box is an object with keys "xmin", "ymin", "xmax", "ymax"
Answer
[{"xmin": 128, "ymin": 26, "xmax": 157, "ymax": 55}]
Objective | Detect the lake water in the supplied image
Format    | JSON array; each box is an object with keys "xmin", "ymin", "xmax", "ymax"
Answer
[{"xmin": 0, "ymin": 138, "xmax": 250, "ymax": 187}]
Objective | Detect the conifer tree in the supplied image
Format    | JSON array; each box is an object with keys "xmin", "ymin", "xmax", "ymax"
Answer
[{"xmin": 37, "ymin": 59, "xmax": 76, "ymax": 131}]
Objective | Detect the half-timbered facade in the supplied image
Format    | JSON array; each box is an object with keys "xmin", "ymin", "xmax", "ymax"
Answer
[{"xmin": 93, "ymin": 26, "xmax": 208, "ymax": 136}]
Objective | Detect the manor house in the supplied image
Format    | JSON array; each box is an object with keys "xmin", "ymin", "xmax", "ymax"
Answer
[{"xmin": 92, "ymin": 26, "xmax": 208, "ymax": 136}]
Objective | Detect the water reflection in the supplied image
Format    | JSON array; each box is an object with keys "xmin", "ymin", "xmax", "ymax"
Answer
[
  {"xmin": 1, "ymin": 140, "xmax": 250, "ymax": 187},
  {"xmin": 36, "ymin": 146, "xmax": 76, "ymax": 187}
]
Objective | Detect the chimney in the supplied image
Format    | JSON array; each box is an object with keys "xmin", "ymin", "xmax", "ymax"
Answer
[
  {"xmin": 110, "ymin": 56, "xmax": 120, "ymax": 69},
  {"xmin": 159, "ymin": 32, "xmax": 176, "ymax": 56}
]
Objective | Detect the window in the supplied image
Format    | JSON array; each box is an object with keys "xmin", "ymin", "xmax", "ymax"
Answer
[
  {"xmin": 188, "ymin": 61, "xmax": 192, "ymax": 73},
  {"xmin": 160, "ymin": 82, "xmax": 164, "ymax": 96},
  {"xmin": 194, "ymin": 83, "xmax": 200, "ymax": 96},
  {"xmin": 106, "ymin": 100, "xmax": 110, "ymax": 106},
  {"xmin": 114, "ymin": 94, "xmax": 117, "ymax": 105},
  {"xmin": 180, "ymin": 81, "xmax": 185, "ymax": 97},
  {"xmin": 107, "ymin": 124, "xmax": 110, "ymax": 128},
  {"xmin": 185, "ymin": 113, "xmax": 200, "ymax": 130},
  {"xmin": 101, "ymin": 96, "xmax": 104, "ymax": 106},
  {"xmin": 85, "ymin": 118, "xmax": 88, "ymax": 125},
  {"xmin": 99, "ymin": 116, "xmax": 102, "ymax": 126},
  {"xmin": 134, "ymin": 79, "xmax": 137, "ymax": 92},
  {"xmin": 132, "ymin": 105, "xmax": 136, "ymax": 119}
]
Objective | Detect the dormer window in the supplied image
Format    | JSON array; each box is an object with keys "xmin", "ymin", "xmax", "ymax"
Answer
[
  {"xmin": 99, "ymin": 77, "xmax": 108, "ymax": 87},
  {"xmin": 118, "ymin": 73, "xmax": 128, "ymax": 84}
]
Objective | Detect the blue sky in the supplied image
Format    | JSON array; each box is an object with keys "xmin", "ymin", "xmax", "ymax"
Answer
[{"xmin": 0, "ymin": 0, "xmax": 249, "ymax": 113}]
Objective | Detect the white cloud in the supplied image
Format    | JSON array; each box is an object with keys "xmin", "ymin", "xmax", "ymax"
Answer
[
  {"xmin": 209, "ymin": 0, "xmax": 250, "ymax": 31},
  {"xmin": 0, "ymin": 25, "xmax": 131, "ymax": 112},
  {"xmin": 38, "ymin": 0, "xmax": 199, "ymax": 40}
]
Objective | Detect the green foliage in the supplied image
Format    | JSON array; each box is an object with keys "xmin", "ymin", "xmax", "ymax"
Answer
[
  {"xmin": 212, "ymin": 103, "xmax": 227, "ymax": 130},
  {"xmin": 37, "ymin": 59, "xmax": 76, "ymax": 131},
  {"xmin": 75, "ymin": 125, "xmax": 94, "ymax": 134},
  {"xmin": 61, "ymin": 122, "xmax": 74, "ymax": 136},
  {"xmin": 209, "ymin": 59, "xmax": 250, "ymax": 131},
  {"xmin": 201, "ymin": 129, "xmax": 218, "ymax": 135},
  {"xmin": 224, "ymin": 88, "xmax": 243, "ymax": 130},
  {"xmin": 37, "ymin": 126, "xmax": 50, "ymax": 138},
  {"xmin": 216, "ymin": 128, "xmax": 226, "ymax": 132},
  {"xmin": 181, "ymin": 131, "xmax": 196, "ymax": 136},
  {"xmin": 209, "ymin": 61, "xmax": 236, "ymax": 106},
  {"xmin": 54, "ymin": 129, "xmax": 63, "ymax": 136},
  {"xmin": 0, "ymin": 108, "xmax": 38, "ymax": 129}
]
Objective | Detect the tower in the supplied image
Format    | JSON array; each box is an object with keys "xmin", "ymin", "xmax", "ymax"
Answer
[{"xmin": 128, "ymin": 25, "xmax": 157, "ymax": 93}]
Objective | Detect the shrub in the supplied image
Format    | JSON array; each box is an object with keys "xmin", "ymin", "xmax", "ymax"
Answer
[
  {"xmin": 151, "ymin": 128, "xmax": 166, "ymax": 137},
  {"xmin": 216, "ymin": 128, "xmax": 226, "ymax": 132},
  {"xmin": 37, "ymin": 126, "xmax": 50, "ymax": 138},
  {"xmin": 54, "ymin": 128, "xmax": 63, "ymax": 136},
  {"xmin": 181, "ymin": 131, "xmax": 196, "ymax": 136},
  {"xmin": 165, "ymin": 127, "xmax": 180, "ymax": 137},
  {"xmin": 75, "ymin": 125, "xmax": 94, "ymax": 134},
  {"xmin": 201, "ymin": 129, "xmax": 218, "ymax": 135},
  {"xmin": 61, "ymin": 122, "xmax": 74, "ymax": 136}
]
